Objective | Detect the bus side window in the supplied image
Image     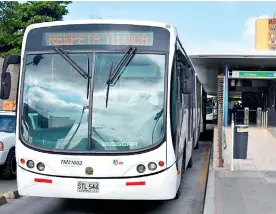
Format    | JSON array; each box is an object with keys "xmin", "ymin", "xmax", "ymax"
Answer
[
  {"xmin": 176, "ymin": 51, "xmax": 193, "ymax": 141},
  {"xmin": 170, "ymin": 49, "xmax": 184, "ymax": 155},
  {"xmin": 170, "ymin": 54, "xmax": 177, "ymax": 149}
]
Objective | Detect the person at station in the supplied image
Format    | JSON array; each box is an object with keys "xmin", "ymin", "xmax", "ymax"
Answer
[{"xmin": 228, "ymin": 98, "xmax": 235, "ymax": 123}]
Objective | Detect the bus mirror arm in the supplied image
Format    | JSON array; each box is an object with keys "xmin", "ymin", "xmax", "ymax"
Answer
[{"xmin": 0, "ymin": 54, "xmax": 21, "ymax": 100}]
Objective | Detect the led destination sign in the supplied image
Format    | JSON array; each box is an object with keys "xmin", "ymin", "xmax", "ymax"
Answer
[{"xmin": 43, "ymin": 31, "xmax": 154, "ymax": 47}]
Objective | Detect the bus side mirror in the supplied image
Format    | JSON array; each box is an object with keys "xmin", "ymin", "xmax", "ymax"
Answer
[{"xmin": 0, "ymin": 55, "xmax": 21, "ymax": 100}]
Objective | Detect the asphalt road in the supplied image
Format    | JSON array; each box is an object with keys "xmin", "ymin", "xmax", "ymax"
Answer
[
  {"xmin": 0, "ymin": 131, "xmax": 213, "ymax": 214},
  {"xmin": 0, "ymin": 179, "xmax": 17, "ymax": 194}
]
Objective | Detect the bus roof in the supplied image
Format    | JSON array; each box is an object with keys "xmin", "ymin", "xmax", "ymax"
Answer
[
  {"xmin": 22, "ymin": 19, "xmax": 180, "ymax": 58},
  {"xmin": 25, "ymin": 19, "xmax": 177, "ymax": 33}
]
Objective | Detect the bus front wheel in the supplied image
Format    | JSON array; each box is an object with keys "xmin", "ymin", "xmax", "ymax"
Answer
[
  {"xmin": 195, "ymin": 141, "xmax": 199, "ymax": 149},
  {"xmin": 174, "ymin": 143, "xmax": 186, "ymax": 200},
  {"xmin": 187, "ymin": 156, "xmax": 193, "ymax": 168}
]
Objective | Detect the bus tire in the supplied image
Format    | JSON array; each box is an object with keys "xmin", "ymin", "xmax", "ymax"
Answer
[
  {"xmin": 187, "ymin": 156, "xmax": 193, "ymax": 168},
  {"xmin": 194, "ymin": 130, "xmax": 199, "ymax": 150},
  {"xmin": 0, "ymin": 148, "xmax": 16, "ymax": 180},
  {"xmin": 195, "ymin": 140, "xmax": 199, "ymax": 149},
  {"xmin": 174, "ymin": 143, "xmax": 186, "ymax": 200}
]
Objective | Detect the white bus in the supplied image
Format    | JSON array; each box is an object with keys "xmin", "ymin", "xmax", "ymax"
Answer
[
  {"xmin": 0, "ymin": 19, "xmax": 205, "ymax": 200},
  {"xmin": 206, "ymin": 95, "xmax": 216, "ymax": 130}
]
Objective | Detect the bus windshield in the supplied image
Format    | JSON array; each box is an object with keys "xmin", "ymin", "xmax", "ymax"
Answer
[{"xmin": 21, "ymin": 52, "xmax": 166, "ymax": 152}]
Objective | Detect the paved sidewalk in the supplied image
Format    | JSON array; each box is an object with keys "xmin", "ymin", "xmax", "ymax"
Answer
[
  {"xmin": 204, "ymin": 126, "xmax": 276, "ymax": 214},
  {"xmin": 213, "ymin": 126, "xmax": 276, "ymax": 171},
  {"xmin": 213, "ymin": 170, "xmax": 276, "ymax": 214},
  {"xmin": 268, "ymin": 127, "xmax": 276, "ymax": 139},
  {"xmin": 0, "ymin": 180, "xmax": 17, "ymax": 194}
]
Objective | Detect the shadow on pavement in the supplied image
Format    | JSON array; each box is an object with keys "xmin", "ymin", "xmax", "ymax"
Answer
[
  {"xmin": 57, "ymin": 199, "xmax": 165, "ymax": 214},
  {"xmin": 199, "ymin": 130, "xmax": 214, "ymax": 141}
]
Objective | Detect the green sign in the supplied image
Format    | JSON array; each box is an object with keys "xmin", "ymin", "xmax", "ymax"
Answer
[
  {"xmin": 232, "ymin": 71, "xmax": 276, "ymax": 78},
  {"xmin": 239, "ymin": 71, "xmax": 276, "ymax": 77}
]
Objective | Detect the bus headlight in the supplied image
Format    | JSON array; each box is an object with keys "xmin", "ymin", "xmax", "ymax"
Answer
[
  {"xmin": 148, "ymin": 162, "xmax": 157, "ymax": 171},
  {"xmin": 37, "ymin": 162, "xmax": 45, "ymax": 171},
  {"xmin": 26, "ymin": 160, "xmax": 35, "ymax": 168},
  {"xmin": 137, "ymin": 164, "xmax": 146, "ymax": 173}
]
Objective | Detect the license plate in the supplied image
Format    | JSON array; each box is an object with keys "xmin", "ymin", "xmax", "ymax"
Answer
[{"xmin": 77, "ymin": 181, "xmax": 99, "ymax": 193}]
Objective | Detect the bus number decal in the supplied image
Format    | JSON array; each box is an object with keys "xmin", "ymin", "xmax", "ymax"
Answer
[{"xmin": 61, "ymin": 159, "xmax": 83, "ymax": 167}]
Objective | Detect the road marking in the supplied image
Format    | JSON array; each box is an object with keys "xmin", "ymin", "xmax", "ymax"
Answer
[
  {"xmin": 200, "ymin": 148, "xmax": 210, "ymax": 184},
  {"xmin": 197, "ymin": 146, "xmax": 211, "ymax": 202}
]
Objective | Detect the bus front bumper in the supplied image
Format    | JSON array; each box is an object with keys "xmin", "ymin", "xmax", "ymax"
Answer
[{"xmin": 17, "ymin": 164, "xmax": 178, "ymax": 200}]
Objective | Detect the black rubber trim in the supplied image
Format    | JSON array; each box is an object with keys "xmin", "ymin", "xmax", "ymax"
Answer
[{"xmin": 18, "ymin": 163, "xmax": 175, "ymax": 179}]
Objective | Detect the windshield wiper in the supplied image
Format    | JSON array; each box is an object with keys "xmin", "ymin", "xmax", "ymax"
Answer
[
  {"xmin": 152, "ymin": 109, "xmax": 164, "ymax": 143},
  {"xmin": 54, "ymin": 47, "xmax": 89, "ymax": 79},
  {"xmin": 105, "ymin": 62, "xmax": 114, "ymax": 108},
  {"xmin": 86, "ymin": 56, "xmax": 91, "ymax": 99},
  {"xmin": 105, "ymin": 47, "xmax": 137, "ymax": 107},
  {"xmin": 63, "ymin": 105, "xmax": 88, "ymax": 150},
  {"xmin": 106, "ymin": 47, "xmax": 136, "ymax": 85},
  {"xmin": 55, "ymin": 47, "xmax": 91, "ymax": 100}
]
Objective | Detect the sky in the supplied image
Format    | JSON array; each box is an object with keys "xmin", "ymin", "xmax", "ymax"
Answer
[{"xmin": 63, "ymin": 1, "xmax": 276, "ymax": 54}]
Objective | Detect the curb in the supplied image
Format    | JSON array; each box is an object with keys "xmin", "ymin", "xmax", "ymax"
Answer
[
  {"xmin": 0, "ymin": 194, "xmax": 7, "ymax": 206},
  {"xmin": 0, "ymin": 190, "xmax": 20, "ymax": 206},
  {"xmin": 201, "ymin": 141, "xmax": 213, "ymax": 214},
  {"xmin": 202, "ymin": 155, "xmax": 215, "ymax": 214}
]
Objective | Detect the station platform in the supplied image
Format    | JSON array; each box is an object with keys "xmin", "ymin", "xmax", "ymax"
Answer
[
  {"xmin": 204, "ymin": 126, "xmax": 276, "ymax": 214},
  {"xmin": 214, "ymin": 126, "xmax": 276, "ymax": 171}
]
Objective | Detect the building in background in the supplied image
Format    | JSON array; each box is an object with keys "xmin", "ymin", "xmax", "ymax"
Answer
[{"xmin": 255, "ymin": 17, "xmax": 276, "ymax": 51}]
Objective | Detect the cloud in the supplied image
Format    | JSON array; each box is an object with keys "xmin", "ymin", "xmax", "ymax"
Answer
[
  {"xmin": 23, "ymin": 53, "xmax": 165, "ymax": 132},
  {"xmin": 187, "ymin": 14, "xmax": 270, "ymax": 54},
  {"xmin": 242, "ymin": 14, "xmax": 270, "ymax": 48},
  {"xmin": 26, "ymin": 86, "xmax": 83, "ymax": 118}
]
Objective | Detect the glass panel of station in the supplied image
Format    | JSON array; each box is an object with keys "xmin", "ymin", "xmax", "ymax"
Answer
[{"xmin": 228, "ymin": 79, "xmax": 275, "ymax": 126}]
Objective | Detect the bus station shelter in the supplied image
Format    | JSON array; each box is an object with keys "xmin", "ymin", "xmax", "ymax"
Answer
[{"xmin": 190, "ymin": 52, "xmax": 276, "ymax": 168}]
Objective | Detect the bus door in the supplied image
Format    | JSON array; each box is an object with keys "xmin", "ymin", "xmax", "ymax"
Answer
[{"xmin": 170, "ymin": 51, "xmax": 185, "ymax": 172}]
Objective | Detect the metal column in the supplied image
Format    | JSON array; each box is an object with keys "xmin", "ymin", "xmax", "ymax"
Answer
[
  {"xmin": 256, "ymin": 107, "xmax": 262, "ymax": 125},
  {"xmin": 224, "ymin": 65, "xmax": 229, "ymax": 127}
]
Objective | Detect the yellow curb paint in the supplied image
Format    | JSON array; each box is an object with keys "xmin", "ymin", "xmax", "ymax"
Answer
[
  {"xmin": 200, "ymin": 148, "xmax": 210, "ymax": 184},
  {"xmin": 196, "ymin": 147, "xmax": 211, "ymax": 201}
]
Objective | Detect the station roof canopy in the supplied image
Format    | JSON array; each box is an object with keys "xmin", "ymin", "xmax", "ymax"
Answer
[{"xmin": 190, "ymin": 51, "xmax": 276, "ymax": 95}]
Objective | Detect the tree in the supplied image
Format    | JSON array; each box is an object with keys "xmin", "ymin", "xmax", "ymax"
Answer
[{"xmin": 0, "ymin": 1, "xmax": 71, "ymax": 57}]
